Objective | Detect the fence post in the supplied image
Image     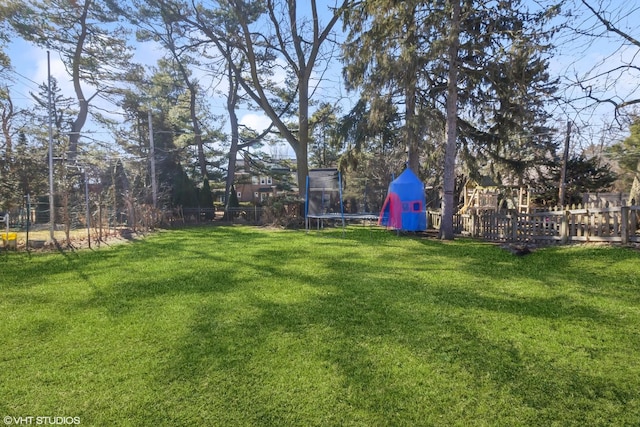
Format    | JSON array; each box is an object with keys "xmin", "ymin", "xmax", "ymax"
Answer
[
  {"xmin": 621, "ymin": 206, "xmax": 629, "ymax": 245},
  {"xmin": 560, "ymin": 210, "xmax": 569, "ymax": 244},
  {"xmin": 470, "ymin": 214, "xmax": 476, "ymax": 237}
]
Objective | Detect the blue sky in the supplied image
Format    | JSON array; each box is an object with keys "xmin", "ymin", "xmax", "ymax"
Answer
[
  {"xmin": 4, "ymin": 16, "xmax": 350, "ymax": 160},
  {"xmin": 3, "ymin": 0, "xmax": 640, "ymax": 158}
]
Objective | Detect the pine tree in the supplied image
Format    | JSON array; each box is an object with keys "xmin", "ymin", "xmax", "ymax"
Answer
[
  {"xmin": 116, "ymin": 60, "xmax": 204, "ymax": 210},
  {"xmin": 342, "ymin": 0, "xmax": 560, "ymax": 238},
  {"xmin": 607, "ymin": 116, "xmax": 640, "ymax": 204},
  {"xmin": 8, "ymin": 0, "xmax": 136, "ymax": 160},
  {"xmin": 309, "ymin": 103, "xmax": 342, "ymax": 169}
]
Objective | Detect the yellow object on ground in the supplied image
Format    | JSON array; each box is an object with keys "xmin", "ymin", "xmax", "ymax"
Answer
[{"xmin": 1, "ymin": 232, "xmax": 17, "ymax": 249}]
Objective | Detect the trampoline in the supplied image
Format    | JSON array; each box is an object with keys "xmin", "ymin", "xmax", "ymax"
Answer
[{"xmin": 304, "ymin": 168, "xmax": 379, "ymax": 232}]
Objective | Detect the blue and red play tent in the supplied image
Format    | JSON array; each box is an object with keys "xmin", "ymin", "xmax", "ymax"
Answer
[{"xmin": 378, "ymin": 168, "xmax": 427, "ymax": 231}]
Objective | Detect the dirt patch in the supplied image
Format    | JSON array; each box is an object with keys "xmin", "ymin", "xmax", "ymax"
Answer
[
  {"xmin": 4, "ymin": 227, "xmax": 147, "ymax": 253},
  {"xmin": 499, "ymin": 243, "xmax": 536, "ymax": 256}
]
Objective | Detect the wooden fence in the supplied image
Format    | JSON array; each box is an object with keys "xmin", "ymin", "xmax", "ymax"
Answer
[{"xmin": 428, "ymin": 206, "xmax": 640, "ymax": 244}]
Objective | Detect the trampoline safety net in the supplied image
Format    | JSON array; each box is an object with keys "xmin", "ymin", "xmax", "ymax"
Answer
[{"xmin": 306, "ymin": 168, "xmax": 342, "ymax": 216}]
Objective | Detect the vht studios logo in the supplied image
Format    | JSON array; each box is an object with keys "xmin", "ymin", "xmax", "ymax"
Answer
[{"xmin": 4, "ymin": 416, "xmax": 81, "ymax": 425}]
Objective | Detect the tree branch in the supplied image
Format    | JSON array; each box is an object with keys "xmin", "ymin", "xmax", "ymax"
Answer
[{"xmin": 581, "ymin": 0, "xmax": 640, "ymax": 48}]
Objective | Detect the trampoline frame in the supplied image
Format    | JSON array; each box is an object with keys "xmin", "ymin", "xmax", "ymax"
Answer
[{"xmin": 304, "ymin": 169, "xmax": 379, "ymax": 232}]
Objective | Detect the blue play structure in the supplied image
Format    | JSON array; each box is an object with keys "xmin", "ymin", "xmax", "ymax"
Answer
[{"xmin": 378, "ymin": 168, "xmax": 427, "ymax": 231}]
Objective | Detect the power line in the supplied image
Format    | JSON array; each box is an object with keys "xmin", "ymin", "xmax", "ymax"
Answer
[{"xmin": 7, "ymin": 68, "xmax": 44, "ymax": 90}]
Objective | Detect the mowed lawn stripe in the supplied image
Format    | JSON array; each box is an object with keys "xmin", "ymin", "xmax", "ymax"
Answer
[{"xmin": 1, "ymin": 226, "xmax": 638, "ymax": 426}]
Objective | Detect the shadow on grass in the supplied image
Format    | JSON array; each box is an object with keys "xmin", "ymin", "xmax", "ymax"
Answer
[
  {"xmin": 158, "ymin": 268, "xmax": 635, "ymax": 425},
  {"xmin": 430, "ymin": 286, "xmax": 613, "ymax": 321},
  {"xmin": 3, "ymin": 226, "xmax": 637, "ymax": 424},
  {"xmin": 146, "ymin": 229, "xmax": 638, "ymax": 424}
]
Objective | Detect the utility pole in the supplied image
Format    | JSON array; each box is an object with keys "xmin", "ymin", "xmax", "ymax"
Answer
[
  {"xmin": 47, "ymin": 51, "xmax": 55, "ymax": 242},
  {"xmin": 25, "ymin": 194, "xmax": 31, "ymax": 250},
  {"xmin": 558, "ymin": 121, "xmax": 572, "ymax": 208},
  {"xmin": 83, "ymin": 167, "xmax": 91, "ymax": 249},
  {"xmin": 148, "ymin": 109, "xmax": 157, "ymax": 209}
]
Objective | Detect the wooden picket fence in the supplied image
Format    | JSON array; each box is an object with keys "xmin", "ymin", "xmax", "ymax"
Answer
[{"xmin": 428, "ymin": 205, "xmax": 640, "ymax": 244}]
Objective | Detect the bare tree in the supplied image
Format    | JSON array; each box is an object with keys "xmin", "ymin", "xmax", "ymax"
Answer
[
  {"xmin": 566, "ymin": 0, "xmax": 640, "ymax": 118},
  {"xmin": 187, "ymin": 0, "xmax": 349, "ymax": 197}
]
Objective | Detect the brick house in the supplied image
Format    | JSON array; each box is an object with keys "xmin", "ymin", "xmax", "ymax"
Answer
[{"xmin": 233, "ymin": 156, "xmax": 296, "ymax": 203}]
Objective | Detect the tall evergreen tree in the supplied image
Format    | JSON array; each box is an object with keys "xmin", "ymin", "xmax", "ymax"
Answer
[
  {"xmin": 13, "ymin": 131, "xmax": 48, "ymax": 198},
  {"xmin": 343, "ymin": 0, "xmax": 433, "ymax": 174},
  {"xmin": 343, "ymin": 0, "xmax": 560, "ymax": 239},
  {"xmin": 309, "ymin": 103, "xmax": 341, "ymax": 169},
  {"xmin": 116, "ymin": 60, "xmax": 204, "ymax": 209},
  {"xmin": 532, "ymin": 154, "xmax": 617, "ymax": 206},
  {"xmin": 130, "ymin": 0, "xmax": 223, "ymax": 185},
  {"xmin": 8, "ymin": 0, "xmax": 136, "ymax": 160}
]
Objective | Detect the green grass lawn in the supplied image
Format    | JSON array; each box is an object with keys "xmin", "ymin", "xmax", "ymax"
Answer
[{"xmin": 1, "ymin": 226, "xmax": 639, "ymax": 426}]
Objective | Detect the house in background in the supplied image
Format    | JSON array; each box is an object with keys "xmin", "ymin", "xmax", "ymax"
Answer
[{"xmin": 233, "ymin": 155, "xmax": 297, "ymax": 203}]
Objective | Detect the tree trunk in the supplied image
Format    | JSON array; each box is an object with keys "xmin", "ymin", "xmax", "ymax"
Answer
[
  {"xmin": 558, "ymin": 121, "xmax": 572, "ymax": 207},
  {"xmin": 630, "ymin": 166, "xmax": 640, "ymax": 206},
  {"xmin": 297, "ymin": 77, "xmax": 310, "ymax": 198},
  {"xmin": 1, "ymin": 94, "xmax": 13, "ymax": 171},
  {"xmin": 189, "ymin": 86, "xmax": 207, "ymax": 179},
  {"xmin": 68, "ymin": 0, "xmax": 92, "ymax": 161},
  {"xmin": 404, "ymin": 9, "xmax": 420, "ymax": 174},
  {"xmin": 224, "ymin": 59, "xmax": 240, "ymax": 219},
  {"xmin": 440, "ymin": 0, "xmax": 461, "ymax": 240},
  {"xmin": 406, "ymin": 83, "xmax": 419, "ymax": 174},
  {"xmin": 224, "ymin": 108, "xmax": 239, "ymax": 216}
]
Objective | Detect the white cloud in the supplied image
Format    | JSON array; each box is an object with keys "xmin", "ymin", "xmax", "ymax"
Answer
[
  {"xmin": 238, "ymin": 112, "xmax": 296, "ymax": 158},
  {"xmin": 34, "ymin": 52, "xmax": 74, "ymax": 95},
  {"xmin": 239, "ymin": 112, "xmax": 272, "ymax": 132}
]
